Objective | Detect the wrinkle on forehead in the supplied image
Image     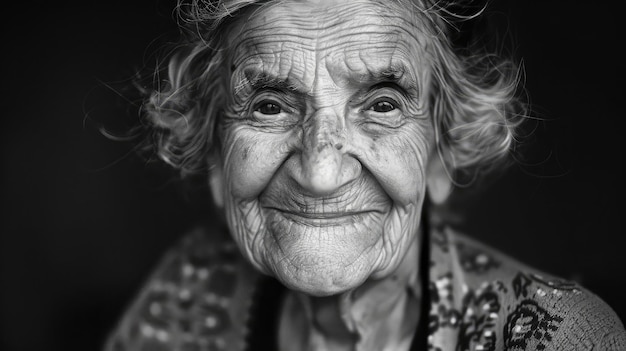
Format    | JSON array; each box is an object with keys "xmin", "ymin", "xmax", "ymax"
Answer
[{"xmin": 226, "ymin": 0, "xmax": 433, "ymax": 97}]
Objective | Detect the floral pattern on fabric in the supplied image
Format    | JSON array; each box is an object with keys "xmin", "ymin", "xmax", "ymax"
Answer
[
  {"xmin": 457, "ymin": 283, "xmax": 501, "ymax": 351},
  {"xmin": 503, "ymin": 299, "xmax": 563, "ymax": 351},
  {"xmin": 104, "ymin": 228, "xmax": 259, "ymax": 351},
  {"xmin": 426, "ymin": 226, "xmax": 625, "ymax": 351}
]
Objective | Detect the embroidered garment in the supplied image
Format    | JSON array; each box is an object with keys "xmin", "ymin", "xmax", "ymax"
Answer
[{"xmin": 104, "ymin": 224, "xmax": 626, "ymax": 350}]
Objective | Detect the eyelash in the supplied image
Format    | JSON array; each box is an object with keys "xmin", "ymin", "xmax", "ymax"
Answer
[
  {"xmin": 367, "ymin": 97, "xmax": 400, "ymax": 113},
  {"xmin": 362, "ymin": 86, "xmax": 405, "ymax": 112},
  {"xmin": 248, "ymin": 94, "xmax": 300, "ymax": 128},
  {"xmin": 255, "ymin": 100, "xmax": 283, "ymax": 115},
  {"xmin": 250, "ymin": 89, "xmax": 293, "ymax": 116}
]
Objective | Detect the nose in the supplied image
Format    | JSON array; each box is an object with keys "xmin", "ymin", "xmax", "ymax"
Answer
[{"xmin": 294, "ymin": 108, "xmax": 360, "ymax": 195}]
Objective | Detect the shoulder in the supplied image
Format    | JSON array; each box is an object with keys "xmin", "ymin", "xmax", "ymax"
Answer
[
  {"xmin": 430, "ymin": 226, "xmax": 626, "ymax": 351},
  {"xmin": 103, "ymin": 226, "xmax": 260, "ymax": 351}
]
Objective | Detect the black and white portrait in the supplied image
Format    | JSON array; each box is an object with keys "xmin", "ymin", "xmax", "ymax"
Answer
[{"xmin": 1, "ymin": 1, "xmax": 625, "ymax": 350}]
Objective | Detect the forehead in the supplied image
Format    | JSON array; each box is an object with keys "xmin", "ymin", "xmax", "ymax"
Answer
[{"xmin": 227, "ymin": 0, "xmax": 433, "ymax": 90}]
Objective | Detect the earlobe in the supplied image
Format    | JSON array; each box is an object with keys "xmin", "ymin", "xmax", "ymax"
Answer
[
  {"xmin": 426, "ymin": 152, "xmax": 452, "ymax": 205},
  {"xmin": 208, "ymin": 153, "xmax": 225, "ymax": 208}
]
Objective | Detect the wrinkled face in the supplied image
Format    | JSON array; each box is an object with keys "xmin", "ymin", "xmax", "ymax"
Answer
[{"xmin": 213, "ymin": 0, "xmax": 435, "ymax": 296}]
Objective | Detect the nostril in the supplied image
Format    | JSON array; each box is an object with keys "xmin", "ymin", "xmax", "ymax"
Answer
[{"xmin": 335, "ymin": 143, "xmax": 343, "ymax": 150}]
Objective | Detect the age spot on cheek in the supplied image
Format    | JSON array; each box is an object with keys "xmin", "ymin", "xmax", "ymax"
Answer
[{"xmin": 241, "ymin": 146, "xmax": 250, "ymax": 160}]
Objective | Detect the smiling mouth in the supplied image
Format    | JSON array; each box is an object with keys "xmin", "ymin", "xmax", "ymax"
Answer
[{"xmin": 266, "ymin": 208, "xmax": 380, "ymax": 226}]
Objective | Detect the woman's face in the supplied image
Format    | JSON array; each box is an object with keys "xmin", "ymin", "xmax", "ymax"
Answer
[{"xmin": 213, "ymin": 0, "xmax": 435, "ymax": 296}]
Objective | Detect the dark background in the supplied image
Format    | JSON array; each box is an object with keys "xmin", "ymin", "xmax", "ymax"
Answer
[{"xmin": 1, "ymin": 1, "xmax": 624, "ymax": 350}]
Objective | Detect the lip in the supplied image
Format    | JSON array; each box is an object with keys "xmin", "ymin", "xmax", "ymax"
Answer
[{"xmin": 266, "ymin": 208, "xmax": 380, "ymax": 226}]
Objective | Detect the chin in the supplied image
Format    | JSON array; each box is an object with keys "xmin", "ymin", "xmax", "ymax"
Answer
[
  {"xmin": 264, "ymin": 245, "xmax": 376, "ymax": 296},
  {"xmin": 273, "ymin": 264, "xmax": 372, "ymax": 297}
]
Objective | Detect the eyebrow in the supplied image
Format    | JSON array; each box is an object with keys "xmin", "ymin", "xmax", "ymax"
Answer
[
  {"xmin": 353, "ymin": 65, "xmax": 418, "ymax": 94},
  {"xmin": 242, "ymin": 70, "xmax": 303, "ymax": 92},
  {"xmin": 239, "ymin": 65, "xmax": 418, "ymax": 95}
]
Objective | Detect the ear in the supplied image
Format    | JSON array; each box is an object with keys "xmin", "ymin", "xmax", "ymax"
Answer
[
  {"xmin": 208, "ymin": 151, "xmax": 225, "ymax": 209},
  {"xmin": 426, "ymin": 152, "xmax": 452, "ymax": 205}
]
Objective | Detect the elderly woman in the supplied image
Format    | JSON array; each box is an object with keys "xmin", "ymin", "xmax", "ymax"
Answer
[{"xmin": 105, "ymin": 0, "xmax": 626, "ymax": 350}]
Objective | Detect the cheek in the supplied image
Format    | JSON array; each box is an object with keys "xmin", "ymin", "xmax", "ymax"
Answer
[
  {"xmin": 221, "ymin": 126, "xmax": 293, "ymax": 200},
  {"xmin": 357, "ymin": 125, "xmax": 431, "ymax": 205}
]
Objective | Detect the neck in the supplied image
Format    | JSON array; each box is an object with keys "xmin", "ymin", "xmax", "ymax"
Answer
[{"xmin": 279, "ymin": 235, "xmax": 422, "ymax": 351}]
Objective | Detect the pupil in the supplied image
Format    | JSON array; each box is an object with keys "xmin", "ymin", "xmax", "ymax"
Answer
[
  {"xmin": 260, "ymin": 103, "xmax": 281, "ymax": 114},
  {"xmin": 374, "ymin": 101, "xmax": 394, "ymax": 112}
]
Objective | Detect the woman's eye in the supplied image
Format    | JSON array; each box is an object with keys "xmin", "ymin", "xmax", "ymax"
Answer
[
  {"xmin": 369, "ymin": 100, "xmax": 396, "ymax": 113},
  {"xmin": 256, "ymin": 102, "xmax": 282, "ymax": 115}
]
